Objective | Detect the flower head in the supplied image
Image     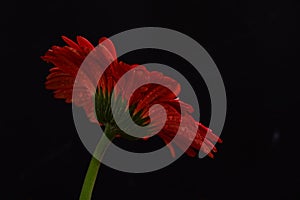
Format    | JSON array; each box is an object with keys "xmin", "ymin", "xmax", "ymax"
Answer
[{"xmin": 42, "ymin": 36, "xmax": 222, "ymax": 158}]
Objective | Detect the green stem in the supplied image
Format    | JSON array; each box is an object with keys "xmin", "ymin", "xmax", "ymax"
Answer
[{"xmin": 79, "ymin": 124, "xmax": 114, "ymax": 200}]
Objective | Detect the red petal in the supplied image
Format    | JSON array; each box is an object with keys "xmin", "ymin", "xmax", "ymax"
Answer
[
  {"xmin": 62, "ymin": 36, "xmax": 80, "ymax": 51},
  {"xmin": 77, "ymin": 36, "xmax": 95, "ymax": 51},
  {"xmin": 99, "ymin": 37, "xmax": 117, "ymax": 60}
]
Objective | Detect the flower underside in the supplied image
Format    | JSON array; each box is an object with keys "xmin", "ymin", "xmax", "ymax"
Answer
[{"xmin": 42, "ymin": 36, "xmax": 222, "ymax": 158}]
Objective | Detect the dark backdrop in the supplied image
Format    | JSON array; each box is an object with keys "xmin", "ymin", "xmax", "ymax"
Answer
[{"xmin": 1, "ymin": 1, "xmax": 299, "ymax": 199}]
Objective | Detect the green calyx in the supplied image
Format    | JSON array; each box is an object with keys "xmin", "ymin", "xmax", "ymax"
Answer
[{"xmin": 95, "ymin": 87, "xmax": 151, "ymax": 140}]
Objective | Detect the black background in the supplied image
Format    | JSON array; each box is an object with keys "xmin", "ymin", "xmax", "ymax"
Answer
[{"xmin": 1, "ymin": 0, "xmax": 300, "ymax": 199}]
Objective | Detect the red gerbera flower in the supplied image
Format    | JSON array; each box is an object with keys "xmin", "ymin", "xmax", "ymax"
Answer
[
  {"xmin": 42, "ymin": 35, "xmax": 223, "ymax": 199},
  {"xmin": 42, "ymin": 35, "xmax": 222, "ymax": 158}
]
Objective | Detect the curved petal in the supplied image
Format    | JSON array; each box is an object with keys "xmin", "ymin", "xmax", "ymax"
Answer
[
  {"xmin": 99, "ymin": 37, "xmax": 117, "ymax": 60},
  {"xmin": 77, "ymin": 36, "xmax": 95, "ymax": 51}
]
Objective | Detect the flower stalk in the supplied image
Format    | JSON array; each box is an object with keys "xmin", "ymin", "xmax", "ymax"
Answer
[{"xmin": 79, "ymin": 123, "xmax": 114, "ymax": 200}]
